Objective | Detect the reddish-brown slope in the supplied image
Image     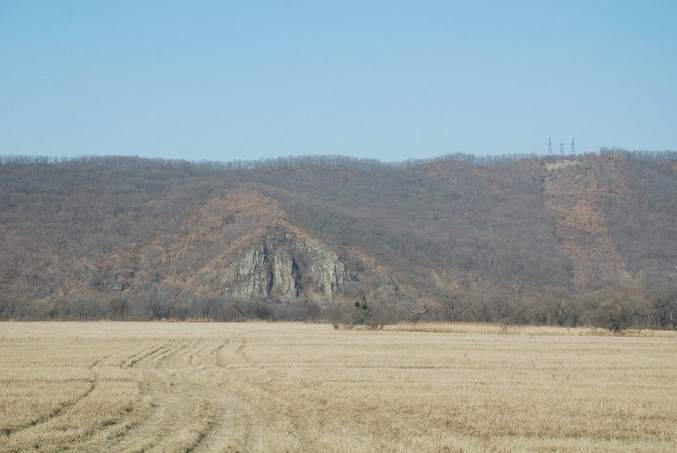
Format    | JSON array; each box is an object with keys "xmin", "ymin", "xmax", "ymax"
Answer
[
  {"xmin": 542, "ymin": 157, "xmax": 636, "ymax": 290},
  {"xmin": 88, "ymin": 189, "xmax": 403, "ymax": 304}
]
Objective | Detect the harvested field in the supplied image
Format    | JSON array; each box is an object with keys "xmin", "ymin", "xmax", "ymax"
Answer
[{"xmin": 1, "ymin": 322, "xmax": 676, "ymax": 452}]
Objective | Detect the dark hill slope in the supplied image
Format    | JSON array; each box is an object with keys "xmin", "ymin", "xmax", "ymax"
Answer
[
  {"xmin": 0, "ymin": 152, "xmax": 675, "ymax": 323},
  {"xmin": 248, "ymin": 157, "xmax": 572, "ymax": 293}
]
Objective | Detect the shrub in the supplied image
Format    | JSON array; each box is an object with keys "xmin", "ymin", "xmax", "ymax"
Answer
[{"xmin": 582, "ymin": 289, "xmax": 649, "ymax": 332}]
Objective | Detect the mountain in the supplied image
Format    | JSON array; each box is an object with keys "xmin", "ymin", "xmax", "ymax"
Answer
[{"xmin": 1, "ymin": 151, "xmax": 676, "ymax": 327}]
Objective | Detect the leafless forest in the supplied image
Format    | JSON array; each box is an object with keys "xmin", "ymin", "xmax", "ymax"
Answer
[{"xmin": 1, "ymin": 150, "xmax": 676, "ymax": 329}]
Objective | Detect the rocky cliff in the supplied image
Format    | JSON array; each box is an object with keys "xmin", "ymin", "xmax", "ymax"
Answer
[
  {"xmin": 218, "ymin": 225, "xmax": 346, "ymax": 303},
  {"xmin": 88, "ymin": 190, "xmax": 360, "ymax": 305}
]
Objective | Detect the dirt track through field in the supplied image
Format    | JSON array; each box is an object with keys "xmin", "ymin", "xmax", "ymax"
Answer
[
  {"xmin": 92, "ymin": 338, "xmax": 266, "ymax": 453},
  {"xmin": 1, "ymin": 322, "xmax": 676, "ymax": 452},
  {"xmin": 1, "ymin": 327, "xmax": 270, "ymax": 453}
]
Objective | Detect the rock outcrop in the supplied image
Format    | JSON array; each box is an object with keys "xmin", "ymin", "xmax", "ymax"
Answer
[
  {"xmin": 94, "ymin": 190, "xmax": 351, "ymax": 304},
  {"xmin": 219, "ymin": 225, "xmax": 346, "ymax": 304}
]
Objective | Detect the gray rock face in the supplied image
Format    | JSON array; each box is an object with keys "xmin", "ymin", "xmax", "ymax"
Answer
[
  {"xmin": 272, "ymin": 254, "xmax": 299, "ymax": 302},
  {"xmin": 306, "ymin": 243, "xmax": 345, "ymax": 299},
  {"xmin": 221, "ymin": 228, "xmax": 346, "ymax": 304},
  {"xmin": 227, "ymin": 248, "xmax": 272, "ymax": 300}
]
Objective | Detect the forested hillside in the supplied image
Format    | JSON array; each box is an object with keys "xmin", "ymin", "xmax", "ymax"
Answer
[{"xmin": 1, "ymin": 151, "xmax": 676, "ymax": 328}]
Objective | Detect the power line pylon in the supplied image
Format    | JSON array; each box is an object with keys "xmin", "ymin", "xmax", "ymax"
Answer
[
  {"xmin": 560, "ymin": 142, "xmax": 564, "ymax": 155},
  {"xmin": 571, "ymin": 137, "xmax": 576, "ymax": 155},
  {"xmin": 547, "ymin": 138, "xmax": 552, "ymax": 156}
]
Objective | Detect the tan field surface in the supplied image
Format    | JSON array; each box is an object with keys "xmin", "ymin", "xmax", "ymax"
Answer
[{"xmin": 1, "ymin": 322, "xmax": 676, "ymax": 452}]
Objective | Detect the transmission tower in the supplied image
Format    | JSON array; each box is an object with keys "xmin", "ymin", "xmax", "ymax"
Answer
[
  {"xmin": 560, "ymin": 142, "xmax": 564, "ymax": 155},
  {"xmin": 547, "ymin": 138, "xmax": 552, "ymax": 155},
  {"xmin": 570, "ymin": 137, "xmax": 576, "ymax": 155}
]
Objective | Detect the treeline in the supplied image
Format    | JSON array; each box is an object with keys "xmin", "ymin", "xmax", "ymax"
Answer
[
  {"xmin": 2, "ymin": 147, "xmax": 674, "ymax": 173},
  {"xmin": 1, "ymin": 286, "xmax": 676, "ymax": 332}
]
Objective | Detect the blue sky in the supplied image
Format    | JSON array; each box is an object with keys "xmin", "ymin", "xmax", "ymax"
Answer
[{"xmin": 1, "ymin": 1, "xmax": 675, "ymax": 163}]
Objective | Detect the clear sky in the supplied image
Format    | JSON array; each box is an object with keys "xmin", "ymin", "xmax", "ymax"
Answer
[{"xmin": 1, "ymin": 1, "xmax": 675, "ymax": 163}]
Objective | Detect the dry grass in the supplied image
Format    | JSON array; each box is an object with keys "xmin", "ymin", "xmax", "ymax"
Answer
[
  {"xmin": 387, "ymin": 321, "xmax": 677, "ymax": 337},
  {"xmin": 1, "ymin": 321, "xmax": 676, "ymax": 452}
]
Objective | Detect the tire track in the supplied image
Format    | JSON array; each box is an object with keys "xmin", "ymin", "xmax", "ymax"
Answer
[
  {"xmin": 89, "ymin": 354, "xmax": 112, "ymax": 369},
  {"xmin": 105, "ymin": 337, "xmax": 267, "ymax": 453},
  {"xmin": 174, "ymin": 339, "xmax": 202, "ymax": 362},
  {"xmin": 1, "ymin": 378, "xmax": 97, "ymax": 437},
  {"xmin": 118, "ymin": 346, "xmax": 157, "ymax": 368},
  {"xmin": 58, "ymin": 379, "xmax": 146, "ymax": 453},
  {"xmin": 122, "ymin": 345, "xmax": 171, "ymax": 368},
  {"xmin": 209, "ymin": 339, "xmax": 231, "ymax": 368},
  {"xmin": 155, "ymin": 341, "xmax": 191, "ymax": 368},
  {"xmin": 105, "ymin": 371, "xmax": 177, "ymax": 453},
  {"xmin": 228, "ymin": 337, "xmax": 312, "ymax": 450},
  {"xmin": 143, "ymin": 341, "xmax": 194, "ymax": 369},
  {"xmin": 188, "ymin": 342, "xmax": 210, "ymax": 367},
  {"xmin": 236, "ymin": 338, "xmax": 251, "ymax": 363},
  {"xmin": 187, "ymin": 382, "xmax": 266, "ymax": 453},
  {"xmin": 106, "ymin": 374, "xmax": 225, "ymax": 453},
  {"xmin": 232, "ymin": 371, "xmax": 311, "ymax": 451},
  {"xmin": 4, "ymin": 337, "xmax": 269, "ymax": 453},
  {"xmin": 210, "ymin": 339, "xmax": 230, "ymax": 355}
]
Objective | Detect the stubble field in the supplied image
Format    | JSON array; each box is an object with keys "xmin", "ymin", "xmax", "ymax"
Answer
[{"xmin": 1, "ymin": 322, "xmax": 676, "ymax": 452}]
